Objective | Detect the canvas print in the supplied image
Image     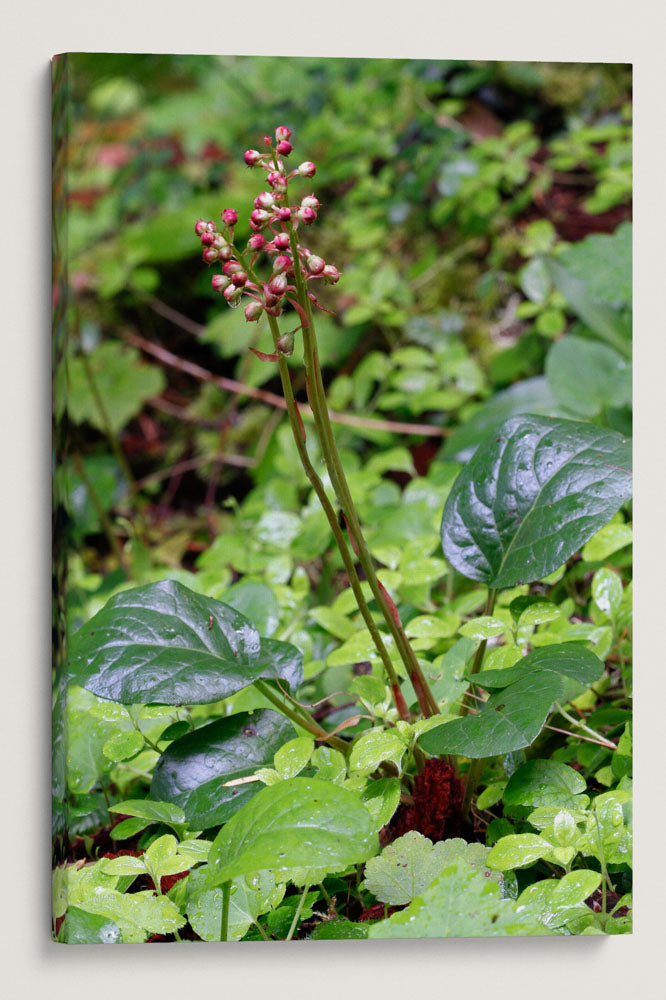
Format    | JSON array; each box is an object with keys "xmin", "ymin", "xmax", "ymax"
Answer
[{"xmin": 52, "ymin": 54, "xmax": 633, "ymax": 942}]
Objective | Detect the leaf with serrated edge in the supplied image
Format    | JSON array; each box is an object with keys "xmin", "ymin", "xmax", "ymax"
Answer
[
  {"xmin": 369, "ymin": 856, "xmax": 550, "ymax": 937},
  {"xmin": 441, "ymin": 415, "xmax": 632, "ymax": 589}
]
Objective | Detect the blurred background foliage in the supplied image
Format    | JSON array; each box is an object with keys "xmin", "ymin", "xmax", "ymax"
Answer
[{"xmin": 54, "ymin": 54, "xmax": 632, "ymax": 752}]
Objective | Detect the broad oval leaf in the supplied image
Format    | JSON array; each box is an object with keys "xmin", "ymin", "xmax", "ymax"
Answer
[
  {"xmin": 418, "ymin": 671, "xmax": 565, "ymax": 758},
  {"xmin": 503, "ymin": 760, "xmax": 587, "ymax": 810},
  {"xmin": 207, "ymin": 777, "xmax": 378, "ymax": 887},
  {"xmin": 545, "ymin": 336, "xmax": 632, "ymax": 419},
  {"xmin": 465, "ymin": 643, "xmax": 604, "ymax": 691},
  {"xmin": 151, "ymin": 710, "xmax": 295, "ymax": 828},
  {"xmin": 67, "ymin": 580, "xmax": 303, "ymax": 705},
  {"xmin": 441, "ymin": 415, "xmax": 632, "ymax": 589}
]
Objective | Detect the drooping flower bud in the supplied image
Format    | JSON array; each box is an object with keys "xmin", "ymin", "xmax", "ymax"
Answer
[
  {"xmin": 212, "ymin": 233, "xmax": 229, "ymax": 249},
  {"xmin": 275, "ymin": 126, "xmax": 292, "ymax": 143},
  {"xmin": 267, "ymin": 171, "xmax": 287, "ymax": 193},
  {"xmin": 244, "ymin": 149, "xmax": 261, "ymax": 166},
  {"xmin": 231, "ymin": 270, "xmax": 248, "ymax": 287},
  {"xmin": 277, "ymin": 140, "xmax": 292, "ymax": 156},
  {"xmin": 322, "ymin": 264, "xmax": 340, "ymax": 284},
  {"xmin": 273, "ymin": 232, "xmax": 290, "ymax": 250},
  {"xmin": 296, "ymin": 206, "xmax": 317, "ymax": 225},
  {"xmin": 211, "ymin": 274, "xmax": 230, "ymax": 293},
  {"xmin": 244, "ymin": 300, "xmax": 264, "ymax": 322},
  {"xmin": 276, "ymin": 207, "xmax": 291, "ymax": 222},
  {"xmin": 200, "ymin": 230, "xmax": 215, "ymax": 246},
  {"xmin": 221, "ymin": 208, "xmax": 238, "ymax": 226},
  {"xmin": 276, "ymin": 332, "xmax": 295, "ymax": 356},
  {"xmin": 298, "ymin": 161, "xmax": 316, "ymax": 177},
  {"xmin": 301, "ymin": 195, "xmax": 320, "ymax": 210},
  {"xmin": 273, "ymin": 254, "xmax": 292, "ymax": 273},
  {"xmin": 224, "ymin": 284, "xmax": 242, "ymax": 304},
  {"xmin": 195, "ymin": 219, "xmax": 209, "ymax": 236},
  {"xmin": 306, "ymin": 255, "xmax": 325, "ymax": 275},
  {"xmin": 268, "ymin": 274, "xmax": 288, "ymax": 296},
  {"xmin": 248, "ymin": 233, "xmax": 266, "ymax": 251},
  {"xmin": 202, "ymin": 247, "xmax": 219, "ymax": 263}
]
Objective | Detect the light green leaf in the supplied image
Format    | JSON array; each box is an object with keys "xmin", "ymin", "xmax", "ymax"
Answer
[
  {"xmin": 486, "ymin": 834, "xmax": 553, "ymax": 871},
  {"xmin": 208, "ymin": 778, "xmax": 378, "ymax": 887},
  {"xmin": 503, "ymin": 760, "xmax": 588, "ymax": 810},
  {"xmin": 582, "ymin": 523, "xmax": 632, "ymax": 562},
  {"xmin": 349, "ymin": 730, "xmax": 407, "ymax": 775},
  {"xmin": 274, "ymin": 737, "xmax": 314, "ymax": 780},
  {"xmin": 591, "ymin": 567, "xmax": 623, "ymax": 619},
  {"xmin": 102, "ymin": 729, "xmax": 144, "ymax": 762},
  {"xmin": 67, "ymin": 341, "xmax": 166, "ymax": 434}
]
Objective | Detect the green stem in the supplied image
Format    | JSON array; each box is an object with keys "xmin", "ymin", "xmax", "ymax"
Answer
[
  {"xmin": 220, "ymin": 882, "xmax": 231, "ymax": 942},
  {"xmin": 286, "ymin": 233, "xmax": 437, "ymax": 719},
  {"xmin": 264, "ymin": 315, "xmax": 410, "ymax": 722},
  {"xmin": 253, "ymin": 679, "xmax": 349, "ymax": 754},
  {"xmin": 459, "ymin": 589, "xmax": 496, "ymax": 718},
  {"xmin": 286, "ymin": 884, "xmax": 310, "ymax": 941}
]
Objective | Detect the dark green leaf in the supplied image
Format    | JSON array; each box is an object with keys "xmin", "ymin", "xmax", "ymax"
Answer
[
  {"xmin": 151, "ymin": 710, "xmax": 295, "ymax": 828},
  {"xmin": 503, "ymin": 760, "xmax": 588, "ymax": 809},
  {"xmin": 207, "ymin": 777, "xmax": 378, "ymax": 886},
  {"xmin": 310, "ymin": 919, "xmax": 368, "ymax": 940},
  {"xmin": 441, "ymin": 415, "xmax": 632, "ymax": 588},
  {"xmin": 67, "ymin": 580, "xmax": 303, "ymax": 705},
  {"xmin": 61, "ymin": 906, "xmax": 122, "ymax": 944},
  {"xmin": 418, "ymin": 672, "xmax": 564, "ymax": 758},
  {"xmin": 466, "ymin": 644, "xmax": 604, "ymax": 690}
]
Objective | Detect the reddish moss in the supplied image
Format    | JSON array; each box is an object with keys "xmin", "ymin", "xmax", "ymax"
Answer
[{"xmin": 389, "ymin": 759, "xmax": 465, "ymax": 843}]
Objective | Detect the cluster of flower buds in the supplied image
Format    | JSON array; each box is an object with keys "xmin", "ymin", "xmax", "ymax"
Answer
[{"xmin": 195, "ymin": 126, "xmax": 340, "ymax": 336}]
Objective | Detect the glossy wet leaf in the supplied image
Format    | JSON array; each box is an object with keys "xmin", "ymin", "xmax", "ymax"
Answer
[
  {"xmin": 207, "ymin": 777, "xmax": 378, "ymax": 887},
  {"xmin": 102, "ymin": 729, "xmax": 144, "ymax": 762},
  {"xmin": 61, "ymin": 906, "xmax": 122, "ymax": 944},
  {"xmin": 349, "ymin": 729, "xmax": 407, "ymax": 774},
  {"xmin": 486, "ymin": 834, "xmax": 553, "ymax": 871},
  {"xmin": 441, "ymin": 415, "xmax": 632, "ymax": 589},
  {"xmin": 151, "ymin": 710, "xmax": 294, "ymax": 828},
  {"xmin": 591, "ymin": 567, "xmax": 623, "ymax": 619},
  {"xmin": 67, "ymin": 580, "xmax": 304, "ymax": 704},
  {"xmin": 108, "ymin": 798, "xmax": 186, "ymax": 826},
  {"xmin": 274, "ymin": 737, "xmax": 314, "ymax": 779},
  {"xmin": 221, "ymin": 581, "xmax": 281, "ymax": 636},
  {"xmin": 503, "ymin": 760, "xmax": 588, "ymax": 810},
  {"xmin": 368, "ymin": 856, "xmax": 549, "ymax": 938},
  {"xmin": 582, "ymin": 522, "xmax": 632, "ymax": 562},
  {"xmin": 186, "ymin": 868, "xmax": 284, "ymax": 942},
  {"xmin": 518, "ymin": 871, "xmax": 601, "ymax": 931},
  {"xmin": 310, "ymin": 919, "xmax": 367, "ymax": 940}
]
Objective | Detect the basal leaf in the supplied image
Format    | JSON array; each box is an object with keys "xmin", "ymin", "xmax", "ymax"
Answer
[
  {"xmin": 207, "ymin": 777, "xmax": 378, "ymax": 887},
  {"xmin": 418, "ymin": 671, "xmax": 564, "ymax": 758},
  {"xmin": 441, "ymin": 415, "xmax": 632, "ymax": 589},
  {"xmin": 67, "ymin": 580, "xmax": 304, "ymax": 705},
  {"xmin": 151, "ymin": 710, "xmax": 295, "ymax": 828}
]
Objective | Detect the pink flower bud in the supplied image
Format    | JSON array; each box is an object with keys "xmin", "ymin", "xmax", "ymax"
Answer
[
  {"xmin": 267, "ymin": 170, "xmax": 284, "ymax": 187},
  {"xmin": 231, "ymin": 270, "xmax": 248, "ymax": 287},
  {"xmin": 264, "ymin": 290, "xmax": 279, "ymax": 308},
  {"xmin": 254, "ymin": 191, "xmax": 275, "ymax": 210},
  {"xmin": 275, "ymin": 126, "xmax": 292, "ymax": 142},
  {"xmin": 276, "ymin": 207, "xmax": 291, "ymax": 222},
  {"xmin": 273, "ymin": 232, "xmax": 290, "ymax": 250},
  {"xmin": 301, "ymin": 195, "xmax": 320, "ymax": 210},
  {"xmin": 268, "ymin": 274, "xmax": 288, "ymax": 296},
  {"xmin": 306, "ymin": 255, "xmax": 325, "ymax": 275},
  {"xmin": 298, "ymin": 161, "xmax": 316, "ymax": 178},
  {"xmin": 296, "ymin": 206, "xmax": 317, "ymax": 225},
  {"xmin": 223, "ymin": 261, "xmax": 242, "ymax": 276},
  {"xmin": 277, "ymin": 140, "xmax": 292, "ymax": 156},
  {"xmin": 244, "ymin": 149, "xmax": 261, "ymax": 166},
  {"xmin": 218, "ymin": 244, "xmax": 234, "ymax": 261},
  {"xmin": 212, "ymin": 274, "xmax": 230, "ymax": 293},
  {"xmin": 212, "ymin": 233, "xmax": 228, "ymax": 249},
  {"xmin": 250, "ymin": 208, "xmax": 272, "ymax": 227},
  {"xmin": 195, "ymin": 219, "xmax": 208, "ymax": 236},
  {"xmin": 202, "ymin": 247, "xmax": 219, "ymax": 263},
  {"xmin": 323, "ymin": 264, "xmax": 340, "ymax": 284},
  {"xmin": 224, "ymin": 284, "xmax": 242, "ymax": 304},
  {"xmin": 244, "ymin": 300, "xmax": 264, "ymax": 322},
  {"xmin": 200, "ymin": 230, "xmax": 215, "ymax": 246},
  {"xmin": 248, "ymin": 233, "xmax": 266, "ymax": 250},
  {"xmin": 276, "ymin": 332, "xmax": 294, "ymax": 356},
  {"xmin": 273, "ymin": 254, "xmax": 292, "ymax": 273},
  {"xmin": 221, "ymin": 208, "xmax": 238, "ymax": 225}
]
